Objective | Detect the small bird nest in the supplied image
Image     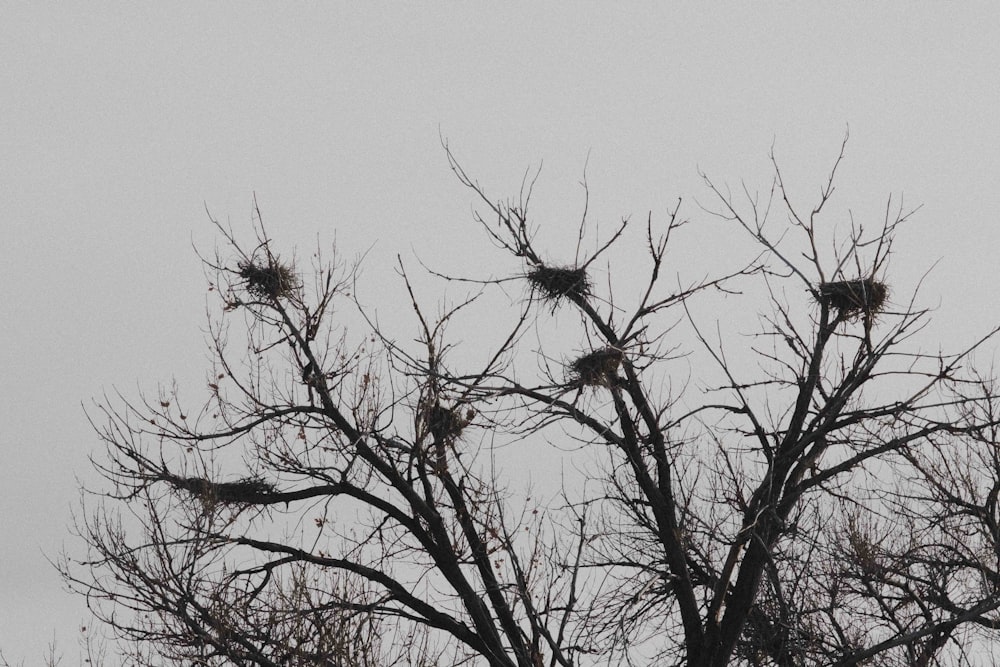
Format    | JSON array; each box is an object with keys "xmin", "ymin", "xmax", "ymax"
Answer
[
  {"xmin": 527, "ymin": 264, "xmax": 591, "ymax": 304},
  {"xmin": 816, "ymin": 279, "xmax": 888, "ymax": 319},
  {"xmin": 171, "ymin": 476, "xmax": 276, "ymax": 505},
  {"xmin": 238, "ymin": 259, "xmax": 299, "ymax": 300},
  {"xmin": 569, "ymin": 347, "xmax": 623, "ymax": 387}
]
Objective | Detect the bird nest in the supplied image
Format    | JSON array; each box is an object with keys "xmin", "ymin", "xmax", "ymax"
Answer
[
  {"xmin": 527, "ymin": 264, "xmax": 591, "ymax": 304},
  {"xmin": 418, "ymin": 401, "xmax": 475, "ymax": 475},
  {"xmin": 423, "ymin": 402, "xmax": 473, "ymax": 442},
  {"xmin": 816, "ymin": 279, "xmax": 888, "ymax": 319},
  {"xmin": 238, "ymin": 259, "xmax": 299, "ymax": 300},
  {"xmin": 569, "ymin": 347, "xmax": 623, "ymax": 387},
  {"xmin": 171, "ymin": 476, "xmax": 276, "ymax": 505}
]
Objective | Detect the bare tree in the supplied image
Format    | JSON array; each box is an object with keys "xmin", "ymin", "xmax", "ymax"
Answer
[{"xmin": 62, "ymin": 139, "xmax": 1000, "ymax": 666}]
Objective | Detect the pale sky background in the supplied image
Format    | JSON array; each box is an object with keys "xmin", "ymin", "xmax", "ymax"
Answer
[{"xmin": 4, "ymin": 4, "xmax": 1000, "ymax": 663}]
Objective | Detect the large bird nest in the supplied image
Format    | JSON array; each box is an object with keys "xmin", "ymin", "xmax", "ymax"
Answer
[
  {"xmin": 418, "ymin": 401, "xmax": 474, "ymax": 475},
  {"xmin": 238, "ymin": 259, "xmax": 299, "ymax": 300},
  {"xmin": 171, "ymin": 476, "xmax": 276, "ymax": 505},
  {"xmin": 816, "ymin": 278, "xmax": 888, "ymax": 319},
  {"xmin": 422, "ymin": 402, "xmax": 473, "ymax": 443},
  {"xmin": 569, "ymin": 347, "xmax": 623, "ymax": 388},
  {"xmin": 527, "ymin": 264, "xmax": 591, "ymax": 304}
]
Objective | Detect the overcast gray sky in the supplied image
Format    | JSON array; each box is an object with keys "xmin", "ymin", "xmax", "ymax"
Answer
[{"xmin": 4, "ymin": 4, "xmax": 1000, "ymax": 662}]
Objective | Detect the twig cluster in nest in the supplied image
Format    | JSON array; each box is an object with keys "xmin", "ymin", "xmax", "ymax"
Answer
[
  {"xmin": 527, "ymin": 264, "xmax": 591, "ymax": 304},
  {"xmin": 816, "ymin": 279, "xmax": 888, "ymax": 319},
  {"xmin": 238, "ymin": 259, "xmax": 299, "ymax": 300},
  {"xmin": 171, "ymin": 476, "xmax": 276, "ymax": 505},
  {"xmin": 569, "ymin": 347, "xmax": 623, "ymax": 387}
]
